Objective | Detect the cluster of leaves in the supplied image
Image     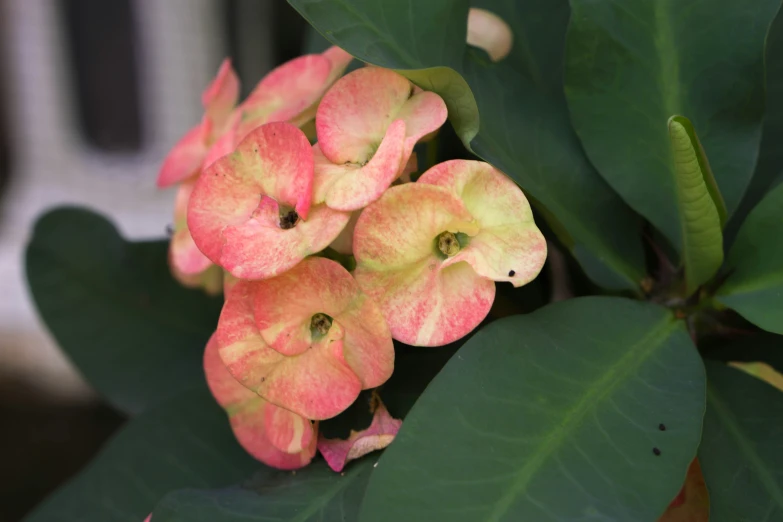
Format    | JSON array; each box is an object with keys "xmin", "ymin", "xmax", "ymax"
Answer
[{"xmin": 23, "ymin": 0, "xmax": 783, "ymax": 521}]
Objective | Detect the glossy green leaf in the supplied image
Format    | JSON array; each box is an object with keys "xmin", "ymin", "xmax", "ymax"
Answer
[
  {"xmin": 668, "ymin": 116, "xmax": 724, "ymax": 295},
  {"xmin": 565, "ymin": 0, "xmax": 779, "ymax": 253},
  {"xmin": 25, "ymin": 207, "xmax": 222, "ymax": 414},
  {"xmin": 699, "ymin": 361, "xmax": 783, "ymax": 522},
  {"xmin": 717, "ymin": 183, "xmax": 783, "ymax": 334},
  {"xmin": 23, "ymin": 390, "xmax": 258, "ymax": 522},
  {"xmin": 359, "ymin": 297, "xmax": 706, "ymax": 522},
  {"xmin": 728, "ymin": 6, "xmax": 783, "ymax": 244},
  {"xmin": 150, "ymin": 459, "xmax": 373, "ymax": 522},
  {"xmin": 288, "ymin": 0, "xmax": 646, "ymax": 291}
]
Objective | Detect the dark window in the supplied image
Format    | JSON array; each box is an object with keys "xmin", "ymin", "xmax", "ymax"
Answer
[
  {"xmin": 61, "ymin": 0, "xmax": 143, "ymax": 151},
  {"xmin": 224, "ymin": 0, "xmax": 307, "ymax": 99}
]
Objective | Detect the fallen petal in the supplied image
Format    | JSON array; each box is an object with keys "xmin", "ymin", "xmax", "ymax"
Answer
[{"xmin": 318, "ymin": 400, "xmax": 402, "ymax": 472}]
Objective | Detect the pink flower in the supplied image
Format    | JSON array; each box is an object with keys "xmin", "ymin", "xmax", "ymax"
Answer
[
  {"xmin": 312, "ymin": 67, "xmax": 447, "ymax": 211},
  {"xmin": 188, "ymin": 122, "xmax": 350, "ymax": 280},
  {"xmin": 204, "ymin": 334, "xmax": 316, "ymax": 469},
  {"xmin": 353, "ymin": 160, "xmax": 547, "ymax": 346},
  {"xmin": 215, "ymin": 257, "xmax": 394, "ymax": 420},
  {"xmin": 157, "ymin": 48, "xmax": 352, "ymax": 189}
]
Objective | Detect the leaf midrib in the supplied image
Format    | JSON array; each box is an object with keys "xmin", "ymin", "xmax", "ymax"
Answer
[
  {"xmin": 486, "ymin": 314, "xmax": 680, "ymax": 520},
  {"xmin": 706, "ymin": 382, "xmax": 783, "ymax": 515}
]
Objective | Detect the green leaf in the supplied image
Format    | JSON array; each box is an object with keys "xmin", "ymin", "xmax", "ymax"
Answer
[
  {"xmin": 25, "ymin": 207, "xmax": 223, "ymax": 414},
  {"xmin": 699, "ymin": 361, "xmax": 783, "ymax": 522},
  {"xmin": 728, "ymin": 6, "xmax": 783, "ymax": 244},
  {"xmin": 668, "ymin": 116, "xmax": 724, "ymax": 295},
  {"xmin": 22, "ymin": 389, "xmax": 258, "ymax": 522},
  {"xmin": 150, "ymin": 459, "xmax": 373, "ymax": 522},
  {"xmin": 359, "ymin": 297, "xmax": 706, "ymax": 522},
  {"xmin": 717, "ymin": 183, "xmax": 783, "ymax": 334},
  {"xmin": 288, "ymin": 0, "xmax": 646, "ymax": 291},
  {"xmin": 565, "ymin": 0, "xmax": 779, "ymax": 253}
]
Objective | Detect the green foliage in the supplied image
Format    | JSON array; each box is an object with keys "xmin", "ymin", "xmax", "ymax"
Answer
[
  {"xmin": 289, "ymin": 0, "xmax": 646, "ymax": 291},
  {"xmin": 25, "ymin": 207, "xmax": 222, "ymax": 414},
  {"xmin": 151, "ymin": 460, "xmax": 373, "ymax": 522},
  {"xmin": 699, "ymin": 362, "xmax": 783, "ymax": 522},
  {"xmin": 360, "ymin": 298, "xmax": 705, "ymax": 522},
  {"xmin": 718, "ymin": 183, "xmax": 783, "ymax": 334},
  {"xmin": 22, "ymin": 0, "xmax": 783, "ymax": 520},
  {"xmin": 564, "ymin": 0, "xmax": 778, "ymax": 254},
  {"xmin": 22, "ymin": 390, "xmax": 258, "ymax": 522}
]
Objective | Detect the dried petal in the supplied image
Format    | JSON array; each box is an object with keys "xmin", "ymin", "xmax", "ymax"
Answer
[
  {"xmin": 318, "ymin": 401, "xmax": 401, "ymax": 472},
  {"xmin": 657, "ymin": 459, "xmax": 709, "ymax": 522}
]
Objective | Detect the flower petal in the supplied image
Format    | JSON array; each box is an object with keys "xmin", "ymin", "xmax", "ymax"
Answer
[
  {"xmin": 314, "ymin": 120, "xmax": 407, "ymax": 211},
  {"xmin": 355, "ymin": 258, "xmax": 494, "ymax": 347},
  {"xmin": 156, "ymin": 124, "xmax": 208, "ymax": 187},
  {"xmin": 318, "ymin": 400, "xmax": 401, "ymax": 472},
  {"xmin": 189, "ymin": 122, "xmax": 343, "ymax": 280},
  {"xmin": 466, "ymin": 8, "xmax": 513, "ymax": 62},
  {"xmin": 239, "ymin": 55, "xmax": 332, "ymax": 136},
  {"xmin": 316, "ymin": 67, "xmax": 447, "ymax": 173},
  {"xmin": 204, "ymin": 334, "xmax": 315, "ymax": 469},
  {"xmin": 230, "ymin": 401, "xmax": 316, "ymax": 469},
  {"xmin": 419, "ymin": 160, "xmax": 547, "ymax": 287},
  {"xmin": 216, "ymin": 281, "xmax": 286, "ymax": 391},
  {"xmin": 218, "ymin": 278, "xmax": 365, "ymax": 420},
  {"xmin": 353, "ymin": 183, "xmax": 477, "ymax": 271},
  {"xmin": 202, "ymin": 58, "xmax": 240, "ymax": 129},
  {"xmin": 170, "ymin": 180, "xmax": 213, "ymax": 276},
  {"xmin": 264, "ymin": 401, "xmax": 315, "ymax": 454},
  {"xmin": 329, "ymin": 210, "xmax": 361, "ymax": 255},
  {"xmin": 353, "ymin": 183, "xmax": 492, "ymax": 346},
  {"xmin": 316, "ymin": 67, "xmax": 411, "ymax": 164},
  {"xmin": 337, "ymin": 292, "xmax": 394, "ymax": 388},
  {"xmin": 253, "ymin": 257, "xmax": 359, "ymax": 356}
]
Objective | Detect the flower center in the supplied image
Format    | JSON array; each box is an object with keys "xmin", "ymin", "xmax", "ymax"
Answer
[
  {"xmin": 437, "ymin": 231, "xmax": 461, "ymax": 257},
  {"xmin": 279, "ymin": 208, "xmax": 299, "ymax": 229},
  {"xmin": 310, "ymin": 313, "xmax": 333, "ymax": 338}
]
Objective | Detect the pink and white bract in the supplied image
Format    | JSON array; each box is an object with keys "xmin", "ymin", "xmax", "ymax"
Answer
[
  {"xmin": 318, "ymin": 398, "xmax": 401, "ymax": 472},
  {"xmin": 216, "ymin": 257, "xmax": 394, "ymax": 420},
  {"xmin": 204, "ymin": 334, "xmax": 316, "ymax": 469},
  {"xmin": 353, "ymin": 160, "xmax": 547, "ymax": 346},
  {"xmin": 312, "ymin": 67, "xmax": 447, "ymax": 211},
  {"xmin": 188, "ymin": 122, "xmax": 350, "ymax": 280},
  {"xmin": 168, "ymin": 178, "xmax": 222, "ymax": 294},
  {"xmin": 157, "ymin": 47, "xmax": 351, "ymax": 189}
]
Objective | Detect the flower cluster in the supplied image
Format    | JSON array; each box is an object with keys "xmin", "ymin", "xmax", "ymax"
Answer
[{"xmin": 157, "ymin": 49, "xmax": 546, "ymax": 470}]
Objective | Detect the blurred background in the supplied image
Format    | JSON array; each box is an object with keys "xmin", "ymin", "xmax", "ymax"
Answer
[{"xmin": 0, "ymin": 1, "xmax": 313, "ymax": 519}]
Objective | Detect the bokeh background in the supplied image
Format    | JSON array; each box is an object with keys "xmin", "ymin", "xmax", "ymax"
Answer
[{"xmin": 0, "ymin": 1, "xmax": 313, "ymax": 519}]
